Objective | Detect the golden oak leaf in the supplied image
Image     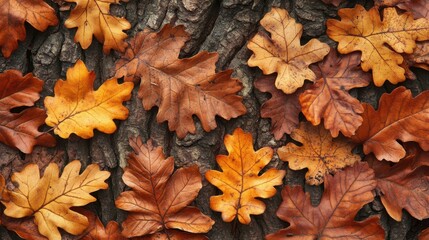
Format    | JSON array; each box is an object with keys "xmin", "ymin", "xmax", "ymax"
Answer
[
  {"xmin": 1, "ymin": 160, "xmax": 110, "ymax": 240},
  {"xmin": 0, "ymin": 0, "xmax": 58, "ymax": 58},
  {"xmin": 44, "ymin": 60, "xmax": 133, "ymax": 139},
  {"xmin": 327, "ymin": 5, "xmax": 429, "ymax": 86},
  {"xmin": 278, "ymin": 122, "xmax": 360, "ymax": 185},
  {"xmin": 0, "ymin": 70, "xmax": 56, "ymax": 153},
  {"xmin": 300, "ymin": 49, "xmax": 371, "ymax": 137},
  {"xmin": 64, "ymin": 0, "xmax": 131, "ymax": 53},
  {"xmin": 351, "ymin": 87, "xmax": 429, "ymax": 162},
  {"xmin": 247, "ymin": 7, "xmax": 330, "ymax": 94},
  {"xmin": 115, "ymin": 24, "xmax": 246, "ymax": 138},
  {"xmin": 205, "ymin": 128, "xmax": 286, "ymax": 224},
  {"xmin": 266, "ymin": 163, "xmax": 385, "ymax": 239},
  {"xmin": 115, "ymin": 137, "xmax": 214, "ymax": 238}
]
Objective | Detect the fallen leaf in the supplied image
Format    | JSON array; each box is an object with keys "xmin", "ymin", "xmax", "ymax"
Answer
[
  {"xmin": 406, "ymin": 41, "xmax": 429, "ymax": 71},
  {"xmin": 81, "ymin": 212, "xmax": 125, "ymax": 240},
  {"xmin": 1, "ymin": 215, "xmax": 48, "ymax": 240},
  {"xmin": 254, "ymin": 75, "xmax": 302, "ymax": 140},
  {"xmin": 1, "ymin": 160, "xmax": 110, "ymax": 240},
  {"xmin": 0, "ymin": 70, "xmax": 56, "ymax": 153},
  {"xmin": 205, "ymin": 128, "xmax": 285, "ymax": 224},
  {"xmin": 420, "ymin": 228, "xmax": 429, "ymax": 240},
  {"xmin": 0, "ymin": 0, "xmax": 58, "ymax": 57},
  {"xmin": 266, "ymin": 162, "xmax": 385, "ymax": 239},
  {"xmin": 141, "ymin": 230, "xmax": 208, "ymax": 240},
  {"xmin": 300, "ymin": 49, "xmax": 371, "ymax": 137},
  {"xmin": 352, "ymin": 87, "xmax": 429, "ymax": 162},
  {"xmin": 44, "ymin": 60, "xmax": 133, "ymax": 139},
  {"xmin": 115, "ymin": 137, "xmax": 214, "ymax": 238},
  {"xmin": 247, "ymin": 7, "xmax": 330, "ymax": 94},
  {"xmin": 0, "ymin": 174, "xmax": 6, "ymax": 202},
  {"xmin": 64, "ymin": 0, "xmax": 131, "ymax": 53},
  {"xmin": 374, "ymin": 0, "xmax": 428, "ymax": 19},
  {"xmin": 321, "ymin": 0, "xmax": 345, "ymax": 6},
  {"xmin": 278, "ymin": 122, "xmax": 360, "ymax": 185},
  {"xmin": 327, "ymin": 5, "xmax": 429, "ymax": 86}
]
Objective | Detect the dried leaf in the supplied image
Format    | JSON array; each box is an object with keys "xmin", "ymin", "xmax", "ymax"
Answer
[
  {"xmin": 300, "ymin": 50, "xmax": 371, "ymax": 137},
  {"xmin": 420, "ymin": 228, "xmax": 429, "ymax": 240},
  {"xmin": 0, "ymin": 70, "xmax": 56, "ymax": 153},
  {"xmin": 327, "ymin": 5, "xmax": 429, "ymax": 86},
  {"xmin": 278, "ymin": 122, "xmax": 360, "ymax": 185},
  {"xmin": 254, "ymin": 75, "xmax": 302, "ymax": 140},
  {"xmin": 141, "ymin": 230, "xmax": 208, "ymax": 240},
  {"xmin": 64, "ymin": 0, "xmax": 131, "ymax": 53},
  {"xmin": 1, "ymin": 160, "xmax": 110, "ymax": 240},
  {"xmin": 0, "ymin": 0, "xmax": 58, "ymax": 58},
  {"xmin": 266, "ymin": 163, "xmax": 384, "ymax": 239},
  {"xmin": 352, "ymin": 87, "xmax": 429, "ymax": 162},
  {"xmin": 1, "ymin": 215, "xmax": 48, "ymax": 240},
  {"xmin": 44, "ymin": 60, "xmax": 133, "ymax": 139},
  {"xmin": 205, "ymin": 128, "xmax": 286, "ymax": 224},
  {"xmin": 375, "ymin": 0, "xmax": 428, "ymax": 19},
  {"xmin": 115, "ymin": 137, "xmax": 214, "ymax": 238},
  {"xmin": 81, "ymin": 212, "xmax": 125, "ymax": 240},
  {"xmin": 247, "ymin": 7, "xmax": 330, "ymax": 94}
]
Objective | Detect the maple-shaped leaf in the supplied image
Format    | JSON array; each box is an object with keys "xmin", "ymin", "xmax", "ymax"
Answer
[
  {"xmin": 266, "ymin": 162, "xmax": 385, "ymax": 239},
  {"xmin": 367, "ymin": 143, "xmax": 429, "ymax": 221},
  {"xmin": 327, "ymin": 5, "xmax": 429, "ymax": 86},
  {"xmin": 115, "ymin": 24, "xmax": 246, "ymax": 138},
  {"xmin": 115, "ymin": 137, "xmax": 214, "ymax": 238},
  {"xmin": 254, "ymin": 75, "xmax": 302, "ymax": 140},
  {"xmin": 81, "ymin": 210, "xmax": 125, "ymax": 240},
  {"xmin": 278, "ymin": 122, "xmax": 360, "ymax": 185},
  {"xmin": 0, "ymin": 70, "xmax": 56, "ymax": 153},
  {"xmin": 0, "ymin": 0, "xmax": 58, "ymax": 58},
  {"xmin": 44, "ymin": 60, "xmax": 133, "ymax": 139},
  {"xmin": 300, "ymin": 49, "xmax": 371, "ymax": 137},
  {"xmin": 64, "ymin": 0, "xmax": 131, "ymax": 53},
  {"xmin": 352, "ymin": 87, "xmax": 429, "ymax": 162},
  {"xmin": 205, "ymin": 128, "xmax": 286, "ymax": 224},
  {"xmin": 1, "ymin": 160, "xmax": 110, "ymax": 240},
  {"xmin": 247, "ymin": 7, "xmax": 330, "ymax": 94}
]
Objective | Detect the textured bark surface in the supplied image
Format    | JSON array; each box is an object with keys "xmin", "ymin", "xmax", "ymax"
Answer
[{"xmin": 1, "ymin": 0, "xmax": 429, "ymax": 239}]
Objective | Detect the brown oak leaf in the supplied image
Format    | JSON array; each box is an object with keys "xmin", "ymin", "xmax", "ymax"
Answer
[
  {"xmin": 300, "ymin": 49, "xmax": 371, "ymax": 137},
  {"xmin": 0, "ymin": 70, "xmax": 55, "ymax": 153},
  {"xmin": 115, "ymin": 137, "xmax": 214, "ymax": 238},
  {"xmin": 205, "ymin": 128, "xmax": 285, "ymax": 224},
  {"xmin": 1, "ymin": 215, "xmax": 48, "ymax": 240},
  {"xmin": 81, "ymin": 210, "xmax": 125, "ymax": 240},
  {"xmin": 278, "ymin": 122, "xmax": 360, "ymax": 185},
  {"xmin": 247, "ymin": 7, "xmax": 330, "ymax": 94},
  {"xmin": 375, "ymin": 0, "xmax": 428, "ymax": 19},
  {"xmin": 115, "ymin": 24, "xmax": 246, "ymax": 138}
]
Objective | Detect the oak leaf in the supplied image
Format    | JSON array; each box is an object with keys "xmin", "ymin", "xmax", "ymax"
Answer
[
  {"xmin": 0, "ymin": 0, "xmax": 58, "ymax": 58},
  {"xmin": 205, "ymin": 128, "xmax": 286, "ymax": 224},
  {"xmin": 352, "ymin": 87, "xmax": 429, "ymax": 162},
  {"xmin": 115, "ymin": 137, "xmax": 214, "ymax": 238},
  {"xmin": 1, "ymin": 160, "xmax": 110, "ymax": 240},
  {"xmin": 254, "ymin": 75, "xmax": 302, "ymax": 140},
  {"xmin": 278, "ymin": 122, "xmax": 360, "ymax": 185},
  {"xmin": 300, "ymin": 49, "xmax": 371, "ymax": 137},
  {"xmin": 64, "ymin": 0, "xmax": 131, "ymax": 53},
  {"xmin": 44, "ymin": 60, "xmax": 133, "ymax": 139},
  {"xmin": 247, "ymin": 7, "xmax": 330, "ymax": 94},
  {"xmin": 375, "ymin": 0, "xmax": 428, "ymax": 19},
  {"xmin": 115, "ymin": 24, "xmax": 246, "ymax": 138},
  {"xmin": 266, "ymin": 162, "xmax": 385, "ymax": 239},
  {"xmin": 1, "ymin": 215, "xmax": 48, "ymax": 240},
  {"xmin": 0, "ymin": 70, "xmax": 56, "ymax": 153},
  {"xmin": 327, "ymin": 5, "xmax": 429, "ymax": 86}
]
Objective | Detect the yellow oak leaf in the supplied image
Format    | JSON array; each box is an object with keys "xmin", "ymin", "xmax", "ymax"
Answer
[
  {"xmin": 1, "ymin": 160, "xmax": 110, "ymax": 240},
  {"xmin": 247, "ymin": 7, "xmax": 330, "ymax": 94},
  {"xmin": 44, "ymin": 60, "xmax": 133, "ymax": 139}
]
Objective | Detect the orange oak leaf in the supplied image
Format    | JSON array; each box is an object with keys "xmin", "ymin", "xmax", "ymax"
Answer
[
  {"xmin": 0, "ymin": 0, "xmax": 58, "ymax": 58},
  {"xmin": 254, "ymin": 75, "xmax": 302, "ymax": 140},
  {"xmin": 44, "ymin": 60, "xmax": 133, "ymax": 139},
  {"xmin": 367, "ymin": 143, "xmax": 429, "ymax": 221},
  {"xmin": 205, "ymin": 128, "xmax": 286, "ymax": 224},
  {"xmin": 81, "ymin": 211, "xmax": 125, "ymax": 240},
  {"xmin": 115, "ymin": 24, "xmax": 246, "ymax": 138},
  {"xmin": 247, "ymin": 7, "xmax": 330, "ymax": 94},
  {"xmin": 1, "ymin": 160, "xmax": 110, "ymax": 240},
  {"xmin": 351, "ymin": 87, "xmax": 429, "ymax": 162},
  {"xmin": 0, "ymin": 70, "xmax": 56, "ymax": 153},
  {"xmin": 115, "ymin": 137, "xmax": 214, "ymax": 238},
  {"xmin": 299, "ymin": 49, "xmax": 371, "ymax": 137},
  {"xmin": 278, "ymin": 122, "xmax": 360, "ymax": 185},
  {"xmin": 64, "ymin": 0, "xmax": 131, "ymax": 53},
  {"xmin": 266, "ymin": 162, "xmax": 385, "ymax": 239},
  {"xmin": 327, "ymin": 5, "xmax": 429, "ymax": 86}
]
